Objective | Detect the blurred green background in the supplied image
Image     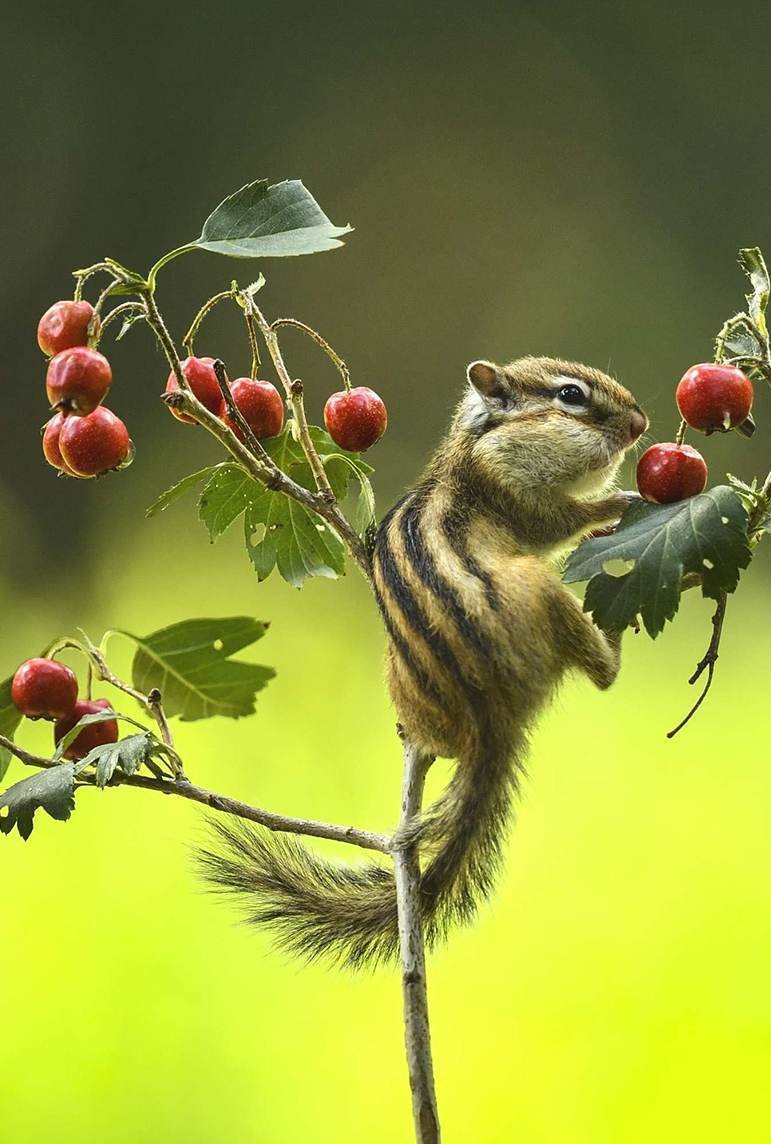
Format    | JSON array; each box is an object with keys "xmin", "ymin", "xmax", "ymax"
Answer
[{"xmin": 3, "ymin": 2, "xmax": 771, "ymax": 1141}]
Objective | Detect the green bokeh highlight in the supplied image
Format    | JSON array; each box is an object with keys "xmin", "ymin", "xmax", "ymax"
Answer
[{"xmin": 3, "ymin": 2, "xmax": 771, "ymax": 1140}]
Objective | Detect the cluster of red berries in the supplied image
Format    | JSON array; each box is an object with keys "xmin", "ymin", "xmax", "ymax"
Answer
[
  {"xmin": 10, "ymin": 658, "xmax": 118, "ymax": 760},
  {"xmin": 165, "ymin": 355, "xmax": 388, "ymax": 452},
  {"xmin": 38, "ymin": 301, "xmax": 133, "ymax": 478},
  {"xmin": 636, "ymin": 363, "xmax": 754, "ymax": 504}
]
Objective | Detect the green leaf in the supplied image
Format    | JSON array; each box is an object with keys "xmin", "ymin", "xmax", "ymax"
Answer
[
  {"xmin": 51, "ymin": 708, "xmax": 132, "ymax": 762},
  {"xmin": 194, "ymin": 180, "xmax": 352, "ymax": 260},
  {"xmin": 0, "ymin": 675, "xmax": 22, "ymax": 784},
  {"xmin": 198, "ymin": 465, "xmax": 261, "ymax": 541},
  {"xmin": 123, "ymin": 617, "xmax": 274, "ymax": 721},
  {"xmin": 564, "ymin": 486, "xmax": 751, "ymax": 637},
  {"xmin": 0, "ymin": 764, "xmax": 76, "ymax": 840},
  {"xmin": 79, "ymin": 732, "xmax": 157, "ymax": 788},
  {"xmin": 739, "ymin": 247, "xmax": 769, "ymax": 334},
  {"xmin": 146, "ymin": 466, "xmax": 225, "ymax": 518},
  {"xmin": 326, "ymin": 452, "xmax": 376, "ymax": 534},
  {"xmin": 716, "ymin": 314, "xmax": 762, "ymax": 362},
  {"xmin": 242, "ymin": 426, "xmax": 364, "ymax": 586}
]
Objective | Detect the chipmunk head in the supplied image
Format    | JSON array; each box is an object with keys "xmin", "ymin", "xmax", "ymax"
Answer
[{"xmin": 454, "ymin": 356, "xmax": 647, "ymax": 497}]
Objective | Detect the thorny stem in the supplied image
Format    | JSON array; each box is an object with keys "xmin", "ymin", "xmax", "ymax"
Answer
[
  {"xmin": 0, "ymin": 735, "xmax": 390, "ymax": 854},
  {"xmin": 667, "ymin": 592, "xmax": 728, "ymax": 739},
  {"xmin": 271, "ymin": 318, "xmax": 351, "ymax": 391}
]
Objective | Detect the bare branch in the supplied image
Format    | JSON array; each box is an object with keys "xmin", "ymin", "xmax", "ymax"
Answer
[
  {"xmin": 0, "ymin": 734, "xmax": 390, "ymax": 854},
  {"xmin": 667, "ymin": 591, "xmax": 728, "ymax": 739},
  {"xmin": 392, "ymin": 740, "xmax": 441, "ymax": 1143}
]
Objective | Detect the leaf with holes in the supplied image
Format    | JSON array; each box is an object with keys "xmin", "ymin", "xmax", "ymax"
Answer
[
  {"xmin": 0, "ymin": 764, "xmax": 76, "ymax": 840},
  {"xmin": 198, "ymin": 465, "xmax": 261, "ymax": 541},
  {"xmin": 121, "ymin": 617, "xmax": 274, "ymax": 721},
  {"xmin": 0, "ymin": 675, "xmax": 22, "ymax": 784},
  {"xmin": 242, "ymin": 426, "xmax": 362, "ymax": 585},
  {"xmin": 194, "ymin": 180, "xmax": 352, "ymax": 259},
  {"xmin": 563, "ymin": 486, "xmax": 751, "ymax": 637}
]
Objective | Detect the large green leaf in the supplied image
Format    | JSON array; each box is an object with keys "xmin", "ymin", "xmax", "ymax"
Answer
[
  {"xmin": 0, "ymin": 675, "xmax": 22, "ymax": 783},
  {"xmin": 194, "ymin": 180, "xmax": 352, "ymax": 259},
  {"xmin": 123, "ymin": 617, "xmax": 274, "ymax": 721},
  {"xmin": 564, "ymin": 486, "xmax": 751, "ymax": 637},
  {"xmin": 0, "ymin": 765, "xmax": 76, "ymax": 840}
]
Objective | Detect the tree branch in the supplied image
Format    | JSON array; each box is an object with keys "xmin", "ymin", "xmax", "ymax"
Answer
[
  {"xmin": 392, "ymin": 740, "xmax": 441, "ymax": 1143},
  {"xmin": 0, "ymin": 734, "xmax": 390, "ymax": 854}
]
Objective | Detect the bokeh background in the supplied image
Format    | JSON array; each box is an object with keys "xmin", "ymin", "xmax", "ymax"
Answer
[{"xmin": 3, "ymin": 3, "xmax": 771, "ymax": 1141}]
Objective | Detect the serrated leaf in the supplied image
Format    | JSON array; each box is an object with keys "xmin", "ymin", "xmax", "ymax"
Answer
[
  {"xmin": 241, "ymin": 426, "xmax": 364, "ymax": 586},
  {"xmin": 194, "ymin": 180, "xmax": 352, "ymax": 260},
  {"xmin": 0, "ymin": 675, "xmax": 22, "ymax": 784},
  {"xmin": 199, "ymin": 465, "xmax": 261, "ymax": 541},
  {"xmin": 739, "ymin": 247, "xmax": 769, "ymax": 334},
  {"xmin": 80, "ymin": 732, "xmax": 155, "ymax": 788},
  {"xmin": 718, "ymin": 316, "xmax": 761, "ymax": 362},
  {"xmin": 0, "ymin": 765, "xmax": 75, "ymax": 840},
  {"xmin": 122, "ymin": 617, "xmax": 274, "ymax": 721},
  {"xmin": 243, "ymin": 276, "xmax": 266, "ymax": 298},
  {"xmin": 146, "ymin": 466, "xmax": 225, "ymax": 518},
  {"xmin": 564, "ymin": 486, "xmax": 751, "ymax": 637}
]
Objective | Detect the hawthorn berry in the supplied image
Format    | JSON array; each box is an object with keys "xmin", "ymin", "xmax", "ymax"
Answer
[
  {"xmin": 165, "ymin": 356, "xmax": 226, "ymax": 422},
  {"xmin": 59, "ymin": 406, "xmax": 132, "ymax": 477},
  {"xmin": 37, "ymin": 300, "xmax": 98, "ymax": 357},
  {"xmin": 11, "ymin": 658, "xmax": 79, "ymax": 721},
  {"xmin": 54, "ymin": 698, "xmax": 118, "ymax": 761},
  {"xmin": 226, "ymin": 378, "xmax": 285, "ymax": 440},
  {"xmin": 636, "ymin": 442, "xmax": 708, "ymax": 504},
  {"xmin": 324, "ymin": 386, "xmax": 387, "ymax": 452},
  {"xmin": 676, "ymin": 363, "xmax": 753, "ymax": 433},
  {"xmin": 42, "ymin": 412, "xmax": 78, "ymax": 476},
  {"xmin": 46, "ymin": 346, "xmax": 112, "ymax": 414}
]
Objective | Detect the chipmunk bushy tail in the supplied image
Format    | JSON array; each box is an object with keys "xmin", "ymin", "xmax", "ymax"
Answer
[{"xmin": 196, "ymin": 723, "xmax": 522, "ymax": 969}]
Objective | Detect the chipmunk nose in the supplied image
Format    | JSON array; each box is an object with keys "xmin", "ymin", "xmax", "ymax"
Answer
[{"xmin": 628, "ymin": 408, "xmax": 648, "ymax": 442}]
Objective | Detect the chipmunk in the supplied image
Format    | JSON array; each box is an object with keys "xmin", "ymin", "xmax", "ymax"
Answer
[{"xmin": 200, "ymin": 357, "xmax": 648, "ymax": 967}]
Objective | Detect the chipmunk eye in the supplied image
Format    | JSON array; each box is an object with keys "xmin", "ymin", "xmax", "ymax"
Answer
[{"xmin": 556, "ymin": 384, "xmax": 587, "ymax": 407}]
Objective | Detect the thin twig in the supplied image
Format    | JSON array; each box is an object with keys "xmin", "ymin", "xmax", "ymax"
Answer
[
  {"xmin": 182, "ymin": 290, "xmax": 232, "ymax": 357},
  {"xmin": 245, "ymin": 298, "xmax": 337, "ymax": 504},
  {"xmin": 392, "ymin": 740, "xmax": 441, "ymax": 1143},
  {"xmin": 0, "ymin": 734, "xmax": 390, "ymax": 854},
  {"xmin": 211, "ymin": 358, "xmax": 276, "ymax": 467},
  {"xmin": 98, "ymin": 302, "xmax": 146, "ymax": 338},
  {"xmin": 271, "ymin": 318, "xmax": 351, "ymax": 390},
  {"xmin": 667, "ymin": 592, "xmax": 728, "ymax": 739}
]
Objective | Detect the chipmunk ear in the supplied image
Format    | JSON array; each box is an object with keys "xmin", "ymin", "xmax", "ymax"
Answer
[{"xmin": 467, "ymin": 360, "xmax": 516, "ymax": 407}]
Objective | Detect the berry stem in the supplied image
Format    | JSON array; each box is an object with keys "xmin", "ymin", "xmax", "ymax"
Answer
[
  {"xmin": 245, "ymin": 297, "xmax": 338, "ymax": 504},
  {"xmin": 675, "ymin": 418, "xmax": 687, "ymax": 446},
  {"xmin": 98, "ymin": 302, "xmax": 146, "ymax": 340},
  {"xmin": 146, "ymin": 244, "xmax": 198, "ymax": 293},
  {"xmin": 271, "ymin": 317, "xmax": 352, "ymax": 392},
  {"xmin": 182, "ymin": 289, "xmax": 233, "ymax": 357}
]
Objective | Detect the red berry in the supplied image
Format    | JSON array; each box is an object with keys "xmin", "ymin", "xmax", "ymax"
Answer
[
  {"xmin": 54, "ymin": 699, "xmax": 118, "ymax": 761},
  {"xmin": 37, "ymin": 300, "xmax": 99, "ymax": 357},
  {"xmin": 226, "ymin": 378, "xmax": 285, "ymax": 440},
  {"xmin": 11, "ymin": 658, "xmax": 79, "ymax": 721},
  {"xmin": 165, "ymin": 356, "xmax": 226, "ymax": 423},
  {"xmin": 59, "ymin": 406, "xmax": 132, "ymax": 477},
  {"xmin": 42, "ymin": 412, "xmax": 78, "ymax": 476},
  {"xmin": 636, "ymin": 443, "xmax": 708, "ymax": 504},
  {"xmin": 676, "ymin": 363, "xmax": 753, "ymax": 432},
  {"xmin": 46, "ymin": 346, "xmax": 112, "ymax": 414},
  {"xmin": 323, "ymin": 387, "xmax": 388, "ymax": 452}
]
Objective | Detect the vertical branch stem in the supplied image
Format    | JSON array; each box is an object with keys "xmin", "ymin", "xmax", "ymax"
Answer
[{"xmin": 393, "ymin": 740, "xmax": 441, "ymax": 1144}]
